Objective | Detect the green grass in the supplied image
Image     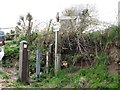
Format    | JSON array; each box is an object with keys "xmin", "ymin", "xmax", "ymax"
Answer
[
  {"xmin": 0, "ymin": 71, "xmax": 9, "ymax": 79},
  {"xmin": 9, "ymin": 52, "xmax": 119, "ymax": 88},
  {"xmin": 69, "ymin": 52, "xmax": 119, "ymax": 88},
  {"xmin": 10, "ymin": 65, "xmax": 119, "ymax": 88},
  {"xmin": 64, "ymin": 66, "xmax": 77, "ymax": 73},
  {"xmin": 46, "ymin": 70, "xmax": 71, "ymax": 88},
  {"xmin": 10, "ymin": 79, "xmax": 31, "ymax": 88}
]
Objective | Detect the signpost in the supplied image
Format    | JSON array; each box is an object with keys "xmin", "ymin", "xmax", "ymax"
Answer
[
  {"xmin": 52, "ymin": 21, "xmax": 61, "ymax": 75},
  {"xmin": 52, "ymin": 12, "xmax": 78, "ymax": 75},
  {"xmin": 118, "ymin": 1, "xmax": 120, "ymax": 26}
]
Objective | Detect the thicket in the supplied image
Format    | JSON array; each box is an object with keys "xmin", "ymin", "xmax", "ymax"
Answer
[
  {"xmin": 2, "ymin": 25, "xmax": 120, "ymax": 70},
  {"xmin": 36, "ymin": 25, "xmax": 120, "ymax": 66}
]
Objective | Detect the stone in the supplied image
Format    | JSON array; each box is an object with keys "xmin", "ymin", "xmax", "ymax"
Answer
[{"xmin": 18, "ymin": 41, "xmax": 29, "ymax": 84}]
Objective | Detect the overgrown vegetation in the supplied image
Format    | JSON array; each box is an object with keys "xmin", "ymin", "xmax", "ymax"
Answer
[
  {"xmin": 71, "ymin": 52, "xmax": 118, "ymax": 88},
  {"xmin": 1, "ymin": 5, "xmax": 120, "ymax": 88},
  {"xmin": 10, "ymin": 52, "xmax": 119, "ymax": 88},
  {"xmin": 12, "ymin": 25, "xmax": 120, "ymax": 88}
]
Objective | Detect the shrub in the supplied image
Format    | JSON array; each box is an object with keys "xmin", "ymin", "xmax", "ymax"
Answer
[{"xmin": 3, "ymin": 40, "xmax": 19, "ymax": 67}]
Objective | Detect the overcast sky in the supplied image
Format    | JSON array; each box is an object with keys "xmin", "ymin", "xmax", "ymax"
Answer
[{"xmin": 0, "ymin": 0, "xmax": 119, "ymax": 29}]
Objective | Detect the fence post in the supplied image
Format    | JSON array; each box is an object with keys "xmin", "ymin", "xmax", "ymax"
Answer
[
  {"xmin": 19, "ymin": 40, "xmax": 29, "ymax": 84},
  {"xmin": 46, "ymin": 52, "xmax": 49, "ymax": 74},
  {"xmin": 49, "ymin": 44, "xmax": 53, "ymax": 66},
  {"xmin": 36, "ymin": 48, "xmax": 40, "ymax": 81}
]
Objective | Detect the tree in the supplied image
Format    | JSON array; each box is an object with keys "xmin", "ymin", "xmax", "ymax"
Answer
[
  {"xmin": 15, "ymin": 13, "xmax": 38, "ymax": 45},
  {"xmin": 16, "ymin": 13, "xmax": 33, "ymax": 37}
]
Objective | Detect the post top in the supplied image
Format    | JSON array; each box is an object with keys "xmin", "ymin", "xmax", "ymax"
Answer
[{"xmin": 20, "ymin": 40, "xmax": 28, "ymax": 43}]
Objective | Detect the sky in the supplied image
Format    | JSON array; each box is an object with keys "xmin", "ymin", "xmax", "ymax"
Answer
[{"xmin": 0, "ymin": 0, "xmax": 119, "ymax": 33}]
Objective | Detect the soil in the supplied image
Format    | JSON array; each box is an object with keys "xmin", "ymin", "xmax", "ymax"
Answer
[
  {"xmin": 107, "ymin": 46, "xmax": 119, "ymax": 75},
  {"xmin": 107, "ymin": 62, "xmax": 118, "ymax": 75},
  {"xmin": 0, "ymin": 67, "xmax": 17, "ymax": 88}
]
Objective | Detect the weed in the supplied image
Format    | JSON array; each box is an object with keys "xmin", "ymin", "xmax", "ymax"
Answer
[
  {"xmin": 64, "ymin": 66, "xmax": 77, "ymax": 73},
  {"xmin": 0, "ymin": 71, "xmax": 9, "ymax": 79}
]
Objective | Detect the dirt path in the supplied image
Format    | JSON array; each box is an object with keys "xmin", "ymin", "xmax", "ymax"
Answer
[
  {"xmin": 0, "ymin": 78, "xmax": 4, "ymax": 89},
  {"xmin": 0, "ymin": 67, "xmax": 4, "ymax": 88},
  {"xmin": 0, "ymin": 67, "xmax": 17, "ymax": 88}
]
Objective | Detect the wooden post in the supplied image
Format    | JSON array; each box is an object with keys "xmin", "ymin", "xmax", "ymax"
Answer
[
  {"xmin": 19, "ymin": 41, "xmax": 29, "ymax": 84},
  {"xmin": 48, "ymin": 44, "xmax": 54, "ymax": 65}
]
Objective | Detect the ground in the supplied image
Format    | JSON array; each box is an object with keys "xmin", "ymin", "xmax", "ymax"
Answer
[
  {"xmin": 107, "ymin": 62, "xmax": 118, "ymax": 75},
  {"xmin": 0, "ymin": 67, "xmax": 17, "ymax": 88},
  {"xmin": 0, "ymin": 59, "xmax": 119, "ymax": 88}
]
